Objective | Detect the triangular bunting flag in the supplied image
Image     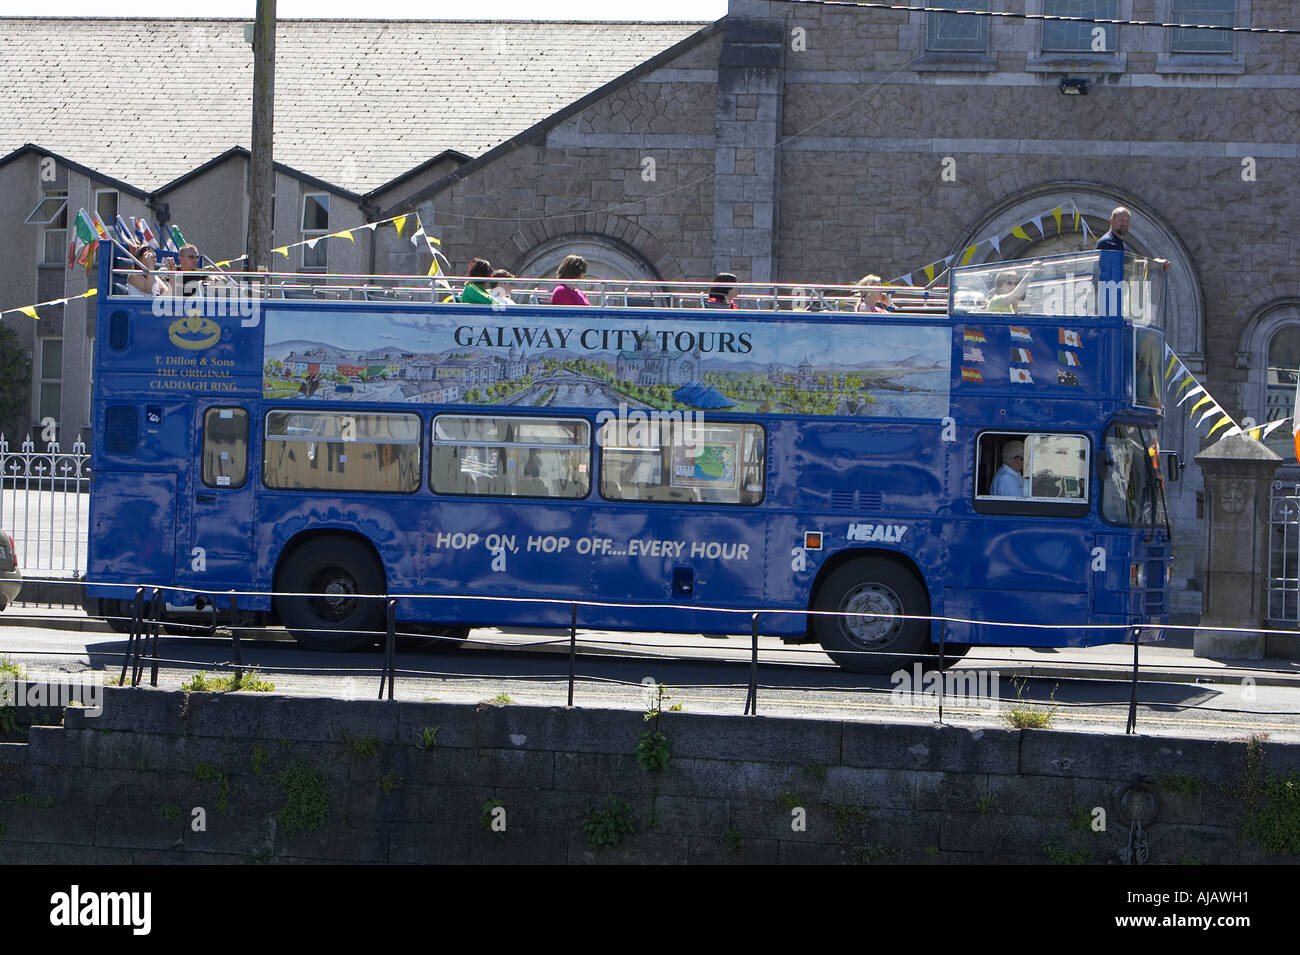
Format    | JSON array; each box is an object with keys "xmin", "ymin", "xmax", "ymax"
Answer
[
  {"xmin": 80, "ymin": 289, "xmax": 96, "ymax": 298},
  {"xmin": 333, "ymin": 230, "xmax": 355, "ymax": 243},
  {"xmin": 18, "ymin": 306, "xmax": 39, "ymax": 320},
  {"xmin": 987, "ymin": 235, "xmax": 1001, "ymax": 257},
  {"xmin": 960, "ymin": 245, "xmax": 978, "ymax": 266},
  {"xmin": 1011, "ymin": 226, "xmax": 1031, "ymax": 241},
  {"xmin": 1263, "ymin": 418, "xmax": 1290, "ymax": 438},
  {"xmin": 273, "ymin": 246, "xmax": 290, "ymax": 258},
  {"xmin": 1207, "ymin": 415, "xmax": 1234, "ymax": 438},
  {"xmin": 1052, "ymin": 207, "xmax": 1062, "ymax": 233},
  {"xmin": 1189, "ymin": 394, "xmax": 1213, "ymax": 414},
  {"xmin": 1165, "ymin": 354, "xmax": 1179, "ymax": 380},
  {"xmin": 393, "ymin": 215, "xmax": 407, "ymax": 237},
  {"xmin": 1196, "ymin": 404, "xmax": 1220, "ymax": 427}
]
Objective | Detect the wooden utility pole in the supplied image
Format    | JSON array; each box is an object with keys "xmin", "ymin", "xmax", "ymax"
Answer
[{"xmin": 247, "ymin": 0, "xmax": 276, "ymax": 271}]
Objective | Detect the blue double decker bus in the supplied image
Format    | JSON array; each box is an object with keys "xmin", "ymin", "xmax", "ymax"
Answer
[{"xmin": 83, "ymin": 244, "xmax": 1171, "ymax": 671}]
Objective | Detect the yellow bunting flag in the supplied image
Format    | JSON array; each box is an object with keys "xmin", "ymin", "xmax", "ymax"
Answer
[
  {"xmin": 923, "ymin": 264, "xmax": 936, "ymax": 282},
  {"xmin": 1207, "ymin": 415, "xmax": 1234, "ymax": 438},
  {"xmin": 1189, "ymin": 394, "xmax": 1213, "ymax": 415},
  {"xmin": 273, "ymin": 247, "xmax": 289, "ymax": 258},
  {"xmin": 1073, "ymin": 210, "xmax": 1081, "ymax": 231},
  {"xmin": 80, "ymin": 289, "xmax": 97, "ymax": 298},
  {"xmin": 1165, "ymin": 354, "xmax": 1178, "ymax": 380},
  {"xmin": 333, "ymin": 230, "xmax": 355, "ymax": 243},
  {"xmin": 19, "ymin": 306, "xmax": 39, "ymax": 320},
  {"xmin": 393, "ymin": 215, "xmax": 407, "ymax": 237},
  {"xmin": 1175, "ymin": 375, "xmax": 1198, "ymax": 397},
  {"xmin": 960, "ymin": 245, "xmax": 978, "ymax": 266},
  {"xmin": 1052, "ymin": 207, "xmax": 1062, "ymax": 233},
  {"xmin": 1011, "ymin": 226, "xmax": 1031, "ymax": 241}
]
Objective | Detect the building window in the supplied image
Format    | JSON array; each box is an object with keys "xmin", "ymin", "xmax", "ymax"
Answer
[
  {"xmin": 1171, "ymin": 0, "xmax": 1234, "ymax": 54},
  {"xmin": 95, "ymin": 189, "xmax": 118, "ymax": 223},
  {"xmin": 927, "ymin": 0, "xmax": 989, "ymax": 52},
  {"xmin": 1265, "ymin": 325, "xmax": 1300, "ymax": 455},
  {"xmin": 1042, "ymin": 0, "xmax": 1118, "ymax": 53},
  {"xmin": 301, "ymin": 193, "xmax": 330, "ymax": 272},
  {"xmin": 26, "ymin": 189, "xmax": 68, "ymax": 266},
  {"xmin": 39, "ymin": 337, "xmax": 62, "ymax": 425}
]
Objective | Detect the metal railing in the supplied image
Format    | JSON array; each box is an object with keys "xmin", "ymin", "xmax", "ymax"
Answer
[
  {"xmin": 1268, "ymin": 480, "xmax": 1300, "ymax": 625},
  {"xmin": 0, "ymin": 436, "xmax": 90, "ymax": 578}
]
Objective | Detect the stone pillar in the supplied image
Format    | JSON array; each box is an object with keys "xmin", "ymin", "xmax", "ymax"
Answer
[
  {"xmin": 1194, "ymin": 432, "xmax": 1282, "ymax": 658},
  {"xmin": 712, "ymin": 14, "xmax": 783, "ymax": 283}
]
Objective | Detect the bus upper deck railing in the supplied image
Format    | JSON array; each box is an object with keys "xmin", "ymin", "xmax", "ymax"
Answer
[{"xmin": 107, "ymin": 268, "xmax": 951, "ymax": 315}]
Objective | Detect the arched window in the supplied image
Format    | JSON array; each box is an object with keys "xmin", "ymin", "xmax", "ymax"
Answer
[{"xmin": 1264, "ymin": 323, "xmax": 1300, "ymax": 455}]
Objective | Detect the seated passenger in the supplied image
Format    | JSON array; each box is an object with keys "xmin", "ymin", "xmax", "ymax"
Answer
[
  {"xmin": 986, "ymin": 262, "xmax": 1041, "ymax": 313},
  {"xmin": 124, "ymin": 244, "xmax": 170, "ymax": 297},
  {"xmin": 705, "ymin": 272, "xmax": 738, "ymax": 308},
  {"xmin": 458, "ymin": 258, "xmax": 494, "ymax": 304},
  {"xmin": 991, "ymin": 440, "xmax": 1025, "ymax": 497},
  {"xmin": 487, "ymin": 268, "xmax": 516, "ymax": 306},
  {"xmin": 550, "ymin": 255, "xmax": 591, "ymax": 305},
  {"xmin": 854, "ymin": 274, "xmax": 892, "ymax": 313}
]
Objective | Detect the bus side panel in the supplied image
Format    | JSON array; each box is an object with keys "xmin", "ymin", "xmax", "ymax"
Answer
[
  {"xmin": 942, "ymin": 589, "xmax": 1093, "ymax": 647},
  {"xmin": 88, "ymin": 471, "xmax": 178, "ymax": 585}
]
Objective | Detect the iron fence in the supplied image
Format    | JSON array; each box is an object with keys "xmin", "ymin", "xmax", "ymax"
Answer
[
  {"xmin": 0, "ymin": 435, "xmax": 90, "ymax": 578},
  {"xmin": 1267, "ymin": 481, "xmax": 1300, "ymax": 625}
]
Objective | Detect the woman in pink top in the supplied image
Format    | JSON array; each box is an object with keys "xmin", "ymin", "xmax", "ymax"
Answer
[{"xmin": 550, "ymin": 255, "xmax": 591, "ymax": 305}]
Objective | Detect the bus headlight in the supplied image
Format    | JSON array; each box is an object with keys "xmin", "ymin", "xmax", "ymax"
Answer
[{"xmin": 1130, "ymin": 562, "xmax": 1146, "ymax": 588}]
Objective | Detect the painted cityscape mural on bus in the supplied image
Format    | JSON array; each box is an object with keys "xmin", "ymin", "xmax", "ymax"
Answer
[{"xmin": 261, "ymin": 308, "xmax": 951, "ymax": 418}]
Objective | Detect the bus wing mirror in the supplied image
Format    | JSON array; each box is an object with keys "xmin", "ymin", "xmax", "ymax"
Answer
[{"xmin": 1164, "ymin": 451, "xmax": 1184, "ymax": 483}]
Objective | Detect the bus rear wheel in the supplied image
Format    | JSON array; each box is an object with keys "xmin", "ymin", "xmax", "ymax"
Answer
[
  {"xmin": 277, "ymin": 538, "xmax": 386, "ymax": 651},
  {"xmin": 812, "ymin": 558, "xmax": 930, "ymax": 673}
]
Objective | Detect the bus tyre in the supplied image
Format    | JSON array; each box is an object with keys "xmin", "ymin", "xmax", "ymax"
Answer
[
  {"xmin": 101, "ymin": 599, "xmax": 133, "ymax": 635},
  {"xmin": 277, "ymin": 538, "xmax": 386, "ymax": 651},
  {"xmin": 813, "ymin": 558, "xmax": 930, "ymax": 674}
]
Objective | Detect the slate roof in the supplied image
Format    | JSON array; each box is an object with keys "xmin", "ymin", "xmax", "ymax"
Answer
[{"xmin": 0, "ymin": 18, "xmax": 709, "ymax": 194}]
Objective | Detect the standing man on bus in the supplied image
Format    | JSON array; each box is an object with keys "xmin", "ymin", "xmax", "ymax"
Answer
[
  {"xmin": 1096, "ymin": 207, "xmax": 1169, "ymax": 272},
  {"xmin": 992, "ymin": 440, "xmax": 1025, "ymax": 497}
]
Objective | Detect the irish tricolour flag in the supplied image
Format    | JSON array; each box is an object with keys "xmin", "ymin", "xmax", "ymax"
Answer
[{"xmin": 67, "ymin": 208, "xmax": 98, "ymax": 271}]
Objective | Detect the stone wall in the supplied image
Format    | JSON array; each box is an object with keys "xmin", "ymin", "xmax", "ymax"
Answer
[{"xmin": 0, "ymin": 686, "xmax": 1296, "ymax": 864}]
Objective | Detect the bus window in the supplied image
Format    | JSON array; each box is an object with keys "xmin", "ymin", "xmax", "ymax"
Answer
[
  {"xmin": 975, "ymin": 431, "xmax": 1089, "ymax": 512},
  {"xmin": 599, "ymin": 421, "xmax": 765, "ymax": 506},
  {"xmin": 430, "ymin": 415, "xmax": 590, "ymax": 499},
  {"xmin": 1101, "ymin": 424, "xmax": 1166, "ymax": 527},
  {"xmin": 263, "ymin": 410, "xmax": 421, "ymax": 493},
  {"xmin": 202, "ymin": 407, "xmax": 248, "ymax": 488}
]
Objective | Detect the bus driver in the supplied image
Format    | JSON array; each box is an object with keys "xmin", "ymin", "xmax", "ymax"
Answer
[{"xmin": 992, "ymin": 440, "xmax": 1025, "ymax": 497}]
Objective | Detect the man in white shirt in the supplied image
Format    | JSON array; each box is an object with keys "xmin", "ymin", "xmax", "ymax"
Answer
[{"xmin": 992, "ymin": 440, "xmax": 1025, "ymax": 497}]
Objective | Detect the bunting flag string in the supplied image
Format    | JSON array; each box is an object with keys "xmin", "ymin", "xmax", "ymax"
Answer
[
  {"xmin": 1160, "ymin": 343, "xmax": 1276, "ymax": 446},
  {"xmin": 4, "ymin": 208, "xmax": 446, "ymax": 320},
  {"xmin": 1, "ymin": 288, "xmax": 96, "ymax": 321},
  {"xmin": 890, "ymin": 199, "xmax": 1086, "ymax": 286}
]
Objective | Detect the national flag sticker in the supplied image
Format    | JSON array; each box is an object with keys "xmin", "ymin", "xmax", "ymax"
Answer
[
  {"xmin": 1010, "ymin": 367, "xmax": 1034, "ymax": 385},
  {"xmin": 962, "ymin": 366, "xmax": 984, "ymax": 383},
  {"xmin": 1059, "ymin": 328, "xmax": 1081, "ymax": 348},
  {"xmin": 1057, "ymin": 370, "xmax": 1080, "ymax": 386},
  {"xmin": 1058, "ymin": 350, "xmax": 1081, "ymax": 367},
  {"xmin": 1011, "ymin": 347, "xmax": 1033, "ymax": 364},
  {"xmin": 963, "ymin": 346, "xmax": 985, "ymax": 363},
  {"xmin": 1010, "ymin": 326, "xmax": 1033, "ymax": 343},
  {"xmin": 963, "ymin": 328, "xmax": 987, "ymax": 344}
]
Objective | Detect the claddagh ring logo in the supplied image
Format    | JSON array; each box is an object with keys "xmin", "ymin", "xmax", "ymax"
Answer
[{"xmin": 167, "ymin": 315, "xmax": 221, "ymax": 350}]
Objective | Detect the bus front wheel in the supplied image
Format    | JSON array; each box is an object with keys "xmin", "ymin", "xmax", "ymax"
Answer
[
  {"xmin": 812, "ymin": 558, "xmax": 930, "ymax": 673},
  {"xmin": 277, "ymin": 538, "xmax": 386, "ymax": 651}
]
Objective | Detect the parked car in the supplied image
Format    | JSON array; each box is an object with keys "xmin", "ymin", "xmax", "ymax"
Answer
[{"xmin": 0, "ymin": 532, "xmax": 21, "ymax": 610}]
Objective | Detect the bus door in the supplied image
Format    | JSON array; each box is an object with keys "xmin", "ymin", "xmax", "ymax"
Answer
[
  {"xmin": 945, "ymin": 431, "xmax": 1094, "ymax": 645},
  {"xmin": 592, "ymin": 419, "xmax": 768, "ymax": 634},
  {"xmin": 180, "ymin": 406, "xmax": 256, "ymax": 594}
]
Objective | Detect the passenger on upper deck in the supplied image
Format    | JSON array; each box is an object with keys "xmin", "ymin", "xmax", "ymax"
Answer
[
  {"xmin": 854, "ymin": 274, "xmax": 893, "ymax": 313},
  {"xmin": 458, "ymin": 258, "xmax": 494, "ymax": 304},
  {"xmin": 124, "ymin": 244, "xmax": 170, "ymax": 297},
  {"xmin": 487, "ymin": 269, "xmax": 516, "ymax": 306},
  {"xmin": 986, "ymin": 262, "xmax": 1041, "ymax": 313},
  {"xmin": 1096, "ymin": 207, "xmax": 1170, "ymax": 273},
  {"xmin": 550, "ymin": 256, "xmax": 591, "ymax": 306},
  {"xmin": 705, "ymin": 272, "xmax": 738, "ymax": 308}
]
